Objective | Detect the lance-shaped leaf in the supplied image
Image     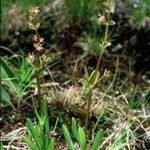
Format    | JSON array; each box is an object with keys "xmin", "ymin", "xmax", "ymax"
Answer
[
  {"xmin": 78, "ymin": 127, "xmax": 86, "ymax": 150},
  {"xmin": 92, "ymin": 129, "xmax": 104, "ymax": 150},
  {"xmin": 62, "ymin": 125, "xmax": 75, "ymax": 150},
  {"xmin": 71, "ymin": 118, "xmax": 79, "ymax": 143}
]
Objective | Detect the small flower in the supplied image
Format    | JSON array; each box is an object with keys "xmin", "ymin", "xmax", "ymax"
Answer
[
  {"xmin": 28, "ymin": 53, "xmax": 35, "ymax": 63},
  {"xmin": 32, "ymin": 34, "xmax": 40, "ymax": 42},
  {"xmin": 31, "ymin": 7, "xmax": 40, "ymax": 15},
  {"xmin": 28, "ymin": 22, "xmax": 32, "ymax": 26},
  {"xmin": 34, "ymin": 43, "xmax": 44, "ymax": 52},
  {"xmin": 99, "ymin": 15, "xmax": 106, "ymax": 24},
  {"xmin": 106, "ymin": 41, "xmax": 111, "ymax": 47},
  {"xmin": 27, "ymin": 21, "xmax": 34, "ymax": 28},
  {"xmin": 100, "ymin": 41, "xmax": 111, "ymax": 48},
  {"xmin": 103, "ymin": 69, "xmax": 111, "ymax": 77}
]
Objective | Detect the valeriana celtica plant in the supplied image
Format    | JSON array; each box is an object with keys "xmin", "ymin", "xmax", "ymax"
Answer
[
  {"xmin": 27, "ymin": 7, "xmax": 45, "ymax": 109},
  {"xmin": 83, "ymin": 0, "xmax": 115, "ymax": 131}
]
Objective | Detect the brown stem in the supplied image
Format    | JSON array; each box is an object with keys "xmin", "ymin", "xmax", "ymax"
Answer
[
  {"xmin": 104, "ymin": 24, "xmax": 109, "ymax": 43},
  {"xmin": 34, "ymin": 29, "xmax": 42, "ymax": 110},
  {"xmin": 96, "ymin": 24, "xmax": 109, "ymax": 71},
  {"xmin": 36, "ymin": 54, "xmax": 42, "ymax": 110},
  {"xmin": 84, "ymin": 90, "xmax": 92, "ymax": 131},
  {"xmin": 96, "ymin": 48, "xmax": 104, "ymax": 71},
  {"xmin": 84, "ymin": 22, "xmax": 110, "ymax": 131}
]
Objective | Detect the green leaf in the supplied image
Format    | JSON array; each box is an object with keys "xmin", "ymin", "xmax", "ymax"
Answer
[
  {"xmin": 62, "ymin": 125, "xmax": 75, "ymax": 150},
  {"xmin": 93, "ymin": 108, "xmax": 106, "ymax": 132},
  {"xmin": 39, "ymin": 131, "xmax": 45, "ymax": 149},
  {"xmin": 35, "ymin": 22, "xmax": 40, "ymax": 29},
  {"xmin": 92, "ymin": 129, "xmax": 104, "ymax": 150},
  {"xmin": 108, "ymin": 20, "xmax": 116, "ymax": 26},
  {"xmin": 71, "ymin": 118, "xmax": 79, "ymax": 143},
  {"xmin": 47, "ymin": 137, "xmax": 55, "ymax": 150},
  {"xmin": 26, "ymin": 118, "xmax": 41, "ymax": 149},
  {"xmin": 0, "ymin": 143, "xmax": 4, "ymax": 150},
  {"xmin": 0, "ymin": 58, "xmax": 19, "ymax": 92},
  {"xmin": 78, "ymin": 127, "xmax": 86, "ymax": 150},
  {"xmin": 0, "ymin": 58, "xmax": 24, "ymax": 99},
  {"xmin": 18, "ymin": 57, "xmax": 33, "ymax": 84},
  {"xmin": 45, "ymin": 115, "xmax": 50, "ymax": 134},
  {"xmin": 89, "ymin": 70, "xmax": 100, "ymax": 86},
  {"xmin": 1, "ymin": 58, "xmax": 17, "ymax": 80},
  {"xmin": 34, "ymin": 108, "xmax": 46, "ymax": 128},
  {"xmin": 45, "ymin": 137, "xmax": 50, "ymax": 150},
  {"xmin": 22, "ymin": 136, "xmax": 37, "ymax": 150},
  {"xmin": 0, "ymin": 46, "xmax": 15, "ymax": 55},
  {"xmin": 111, "ymin": 128, "xmax": 127, "ymax": 150},
  {"xmin": 0, "ymin": 86, "xmax": 12, "ymax": 105}
]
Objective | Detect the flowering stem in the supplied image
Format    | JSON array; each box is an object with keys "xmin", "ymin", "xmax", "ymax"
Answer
[
  {"xmin": 27, "ymin": 6, "xmax": 44, "ymax": 110},
  {"xmin": 96, "ymin": 48, "xmax": 104, "ymax": 71},
  {"xmin": 85, "ymin": 90, "xmax": 92, "ymax": 131},
  {"xmin": 96, "ymin": 24, "xmax": 109, "ymax": 71},
  {"xmin": 84, "ymin": 18, "xmax": 110, "ymax": 131},
  {"xmin": 104, "ymin": 24, "xmax": 109, "ymax": 43},
  {"xmin": 36, "ymin": 54, "xmax": 42, "ymax": 110}
]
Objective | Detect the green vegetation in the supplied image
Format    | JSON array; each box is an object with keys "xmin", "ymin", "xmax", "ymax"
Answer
[
  {"xmin": 1, "ymin": 0, "xmax": 46, "ymax": 36},
  {"xmin": 22, "ymin": 101, "xmax": 55, "ymax": 150},
  {"xmin": 127, "ymin": 0, "xmax": 150, "ymax": 25},
  {"xmin": 1, "ymin": 55, "xmax": 34, "ymax": 106},
  {"xmin": 62, "ymin": 118, "xmax": 104, "ymax": 150},
  {"xmin": 1, "ymin": 0, "xmax": 149, "ymax": 149},
  {"xmin": 65, "ymin": 0, "xmax": 94, "ymax": 22}
]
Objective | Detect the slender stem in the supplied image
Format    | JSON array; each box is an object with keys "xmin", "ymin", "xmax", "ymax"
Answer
[
  {"xmin": 34, "ymin": 29, "xmax": 42, "ymax": 110},
  {"xmin": 36, "ymin": 54, "xmax": 42, "ymax": 110},
  {"xmin": 96, "ymin": 48, "xmax": 104, "ymax": 71},
  {"xmin": 84, "ymin": 22, "xmax": 109, "ymax": 131},
  {"xmin": 84, "ymin": 90, "xmax": 92, "ymax": 131},
  {"xmin": 96, "ymin": 24, "xmax": 109, "ymax": 71},
  {"xmin": 94, "ymin": 58, "xmax": 119, "ymax": 109},
  {"xmin": 104, "ymin": 24, "xmax": 109, "ymax": 43}
]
